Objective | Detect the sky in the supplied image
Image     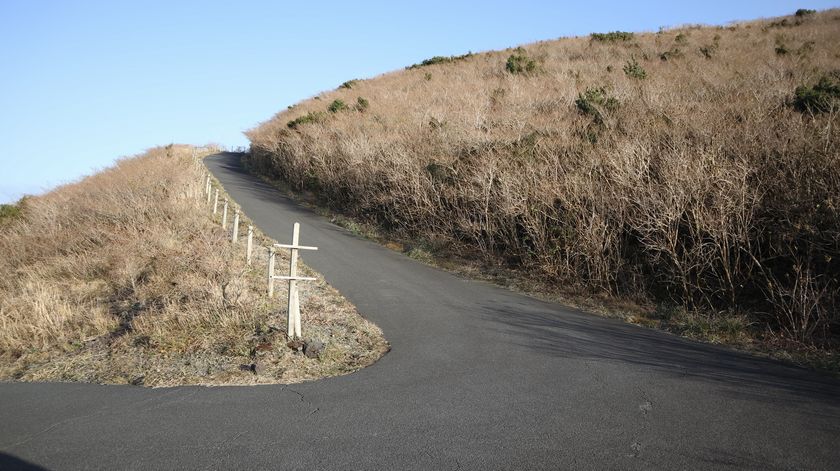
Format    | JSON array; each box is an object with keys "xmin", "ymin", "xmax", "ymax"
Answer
[{"xmin": 0, "ymin": 0, "xmax": 837, "ymax": 203}]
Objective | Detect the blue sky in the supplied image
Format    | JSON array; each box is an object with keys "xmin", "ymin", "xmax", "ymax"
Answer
[{"xmin": 1, "ymin": 0, "xmax": 837, "ymax": 203}]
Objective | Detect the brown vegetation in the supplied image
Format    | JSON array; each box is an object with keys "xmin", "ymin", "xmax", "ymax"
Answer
[
  {"xmin": 0, "ymin": 145, "xmax": 387, "ymax": 386},
  {"xmin": 246, "ymin": 11, "xmax": 840, "ymax": 363}
]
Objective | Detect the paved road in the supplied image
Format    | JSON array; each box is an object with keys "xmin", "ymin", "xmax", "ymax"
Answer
[{"xmin": 2, "ymin": 152, "xmax": 839, "ymax": 470}]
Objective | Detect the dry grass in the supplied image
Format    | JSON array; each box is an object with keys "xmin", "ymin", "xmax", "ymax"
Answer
[
  {"xmin": 0, "ymin": 145, "xmax": 387, "ymax": 387},
  {"xmin": 246, "ymin": 10, "xmax": 840, "ymax": 366}
]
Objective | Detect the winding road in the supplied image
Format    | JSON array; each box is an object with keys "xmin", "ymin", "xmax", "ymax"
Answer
[{"xmin": 2, "ymin": 152, "xmax": 839, "ymax": 470}]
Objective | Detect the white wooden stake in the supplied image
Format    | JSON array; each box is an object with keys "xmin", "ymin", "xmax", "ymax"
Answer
[
  {"xmin": 213, "ymin": 189, "xmax": 219, "ymax": 214},
  {"xmin": 287, "ymin": 223, "xmax": 301, "ymax": 338},
  {"xmin": 266, "ymin": 223, "xmax": 317, "ymax": 339},
  {"xmin": 267, "ymin": 247, "xmax": 276, "ymax": 297},
  {"xmin": 205, "ymin": 175, "xmax": 210, "ymax": 197},
  {"xmin": 222, "ymin": 200, "xmax": 228, "ymax": 229},
  {"xmin": 232, "ymin": 209, "xmax": 240, "ymax": 242},
  {"xmin": 246, "ymin": 225, "xmax": 254, "ymax": 265},
  {"xmin": 206, "ymin": 181, "xmax": 212, "ymax": 205}
]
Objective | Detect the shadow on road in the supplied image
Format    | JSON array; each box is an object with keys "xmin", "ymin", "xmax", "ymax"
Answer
[
  {"xmin": 478, "ymin": 298, "xmax": 840, "ymax": 408},
  {"xmin": 0, "ymin": 453, "xmax": 50, "ymax": 471}
]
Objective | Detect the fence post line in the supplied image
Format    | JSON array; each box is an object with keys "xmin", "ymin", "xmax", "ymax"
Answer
[
  {"xmin": 213, "ymin": 189, "xmax": 219, "ymax": 214},
  {"xmin": 222, "ymin": 200, "xmax": 228, "ymax": 229},
  {"xmin": 232, "ymin": 209, "xmax": 240, "ymax": 243},
  {"xmin": 246, "ymin": 225, "xmax": 253, "ymax": 265},
  {"xmin": 267, "ymin": 247, "xmax": 276, "ymax": 297}
]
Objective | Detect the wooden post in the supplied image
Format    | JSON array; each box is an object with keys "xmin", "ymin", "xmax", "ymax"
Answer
[
  {"xmin": 222, "ymin": 200, "xmax": 228, "ymax": 229},
  {"xmin": 267, "ymin": 247, "xmax": 276, "ymax": 297},
  {"xmin": 205, "ymin": 175, "xmax": 210, "ymax": 197},
  {"xmin": 206, "ymin": 181, "xmax": 212, "ymax": 205},
  {"xmin": 287, "ymin": 223, "xmax": 301, "ymax": 338},
  {"xmin": 246, "ymin": 225, "xmax": 254, "ymax": 265},
  {"xmin": 213, "ymin": 189, "xmax": 219, "ymax": 214},
  {"xmin": 269, "ymin": 223, "xmax": 318, "ymax": 339},
  {"xmin": 232, "ymin": 209, "xmax": 240, "ymax": 242}
]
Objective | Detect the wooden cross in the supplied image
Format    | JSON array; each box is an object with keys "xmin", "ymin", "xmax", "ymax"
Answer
[{"xmin": 268, "ymin": 223, "xmax": 318, "ymax": 339}]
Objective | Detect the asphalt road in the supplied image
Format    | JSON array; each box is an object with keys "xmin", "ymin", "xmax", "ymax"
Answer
[{"xmin": 2, "ymin": 152, "xmax": 839, "ymax": 470}]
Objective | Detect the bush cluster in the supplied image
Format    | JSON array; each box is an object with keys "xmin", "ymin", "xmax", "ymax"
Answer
[
  {"xmin": 575, "ymin": 87, "xmax": 619, "ymax": 123},
  {"xmin": 793, "ymin": 76, "xmax": 840, "ymax": 113},
  {"xmin": 0, "ymin": 199, "xmax": 25, "ymax": 225},
  {"xmin": 287, "ymin": 111, "xmax": 325, "ymax": 129},
  {"xmin": 407, "ymin": 52, "xmax": 473, "ymax": 70},
  {"xmin": 505, "ymin": 54, "xmax": 538, "ymax": 74},
  {"xmin": 355, "ymin": 97, "xmax": 369, "ymax": 112},
  {"xmin": 623, "ymin": 57, "xmax": 646, "ymax": 79},
  {"xmin": 328, "ymin": 99, "xmax": 349, "ymax": 113},
  {"xmin": 339, "ymin": 80, "xmax": 358, "ymax": 89},
  {"xmin": 591, "ymin": 31, "xmax": 634, "ymax": 42}
]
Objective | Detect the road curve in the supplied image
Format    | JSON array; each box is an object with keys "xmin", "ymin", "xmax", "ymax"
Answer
[{"xmin": 1, "ymin": 152, "xmax": 839, "ymax": 470}]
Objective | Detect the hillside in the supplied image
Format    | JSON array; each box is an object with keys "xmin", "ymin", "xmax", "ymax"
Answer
[
  {"xmin": 246, "ymin": 10, "xmax": 840, "ymax": 366},
  {"xmin": 0, "ymin": 146, "xmax": 387, "ymax": 386}
]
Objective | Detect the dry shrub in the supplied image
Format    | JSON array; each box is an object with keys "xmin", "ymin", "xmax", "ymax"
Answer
[
  {"xmin": 0, "ymin": 145, "xmax": 386, "ymax": 386},
  {"xmin": 246, "ymin": 11, "xmax": 840, "ymax": 347}
]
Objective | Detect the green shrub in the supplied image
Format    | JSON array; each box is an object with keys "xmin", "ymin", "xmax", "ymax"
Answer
[
  {"xmin": 775, "ymin": 44, "xmax": 789, "ymax": 55},
  {"xmin": 0, "ymin": 197, "xmax": 27, "ymax": 226},
  {"xmin": 793, "ymin": 76, "xmax": 840, "ymax": 113},
  {"xmin": 424, "ymin": 72, "xmax": 432, "ymax": 81},
  {"xmin": 505, "ymin": 54, "xmax": 538, "ymax": 74},
  {"xmin": 591, "ymin": 31, "xmax": 634, "ymax": 42},
  {"xmin": 339, "ymin": 80, "xmax": 358, "ymax": 89},
  {"xmin": 407, "ymin": 52, "xmax": 473, "ymax": 70},
  {"xmin": 795, "ymin": 9, "xmax": 816, "ymax": 17},
  {"xmin": 355, "ymin": 97, "xmax": 369, "ymax": 112},
  {"xmin": 700, "ymin": 45, "xmax": 716, "ymax": 59},
  {"xmin": 416, "ymin": 56, "xmax": 448, "ymax": 68},
  {"xmin": 287, "ymin": 111, "xmax": 325, "ymax": 129},
  {"xmin": 575, "ymin": 87, "xmax": 619, "ymax": 123},
  {"xmin": 328, "ymin": 99, "xmax": 349, "ymax": 113},
  {"xmin": 675, "ymin": 33, "xmax": 688, "ymax": 44},
  {"xmin": 623, "ymin": 57, "xmax": 646, "ymax": 79}
]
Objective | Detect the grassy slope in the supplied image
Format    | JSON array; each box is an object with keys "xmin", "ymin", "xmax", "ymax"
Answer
[
  {"xmin": 246, "ymin": 10, "xmax": 840, "ymax": 370},
  {"xmin": 0, "ymin": 145, "xmax": 387, "ymax": 386}
]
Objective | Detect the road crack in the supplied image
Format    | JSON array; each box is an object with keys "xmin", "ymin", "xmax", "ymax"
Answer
[{"xmin": 281, "ymin": 385, "xmax": 319, "ymax": 416}]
